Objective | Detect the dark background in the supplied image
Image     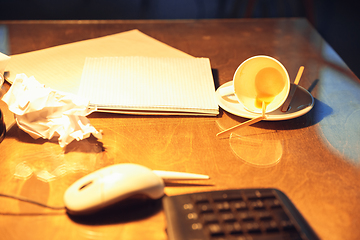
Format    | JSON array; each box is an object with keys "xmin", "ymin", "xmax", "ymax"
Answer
[{"xmin": 1, "ymin": 0, "xmax": 359, "ymax": 78}]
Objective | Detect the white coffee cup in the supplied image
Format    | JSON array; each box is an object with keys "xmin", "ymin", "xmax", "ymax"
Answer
[{"xmin": 220, "ymin": 55, "xmax": 290, "ymax": 114}]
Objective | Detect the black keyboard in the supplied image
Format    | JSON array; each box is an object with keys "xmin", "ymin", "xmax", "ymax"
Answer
[{"xmin": 163, "ymin": 188, "xmax": 319, "ymax": 240}]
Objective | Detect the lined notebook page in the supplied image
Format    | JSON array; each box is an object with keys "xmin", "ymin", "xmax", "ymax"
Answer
[{"xmin": 78, "ymin": 56, "xmax": 219, "ymax": 115}]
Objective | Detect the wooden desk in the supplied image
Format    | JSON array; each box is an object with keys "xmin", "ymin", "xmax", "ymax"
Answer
[{"xmin": 0, "ymin": 18, "xmax": 359, "ymax": 240}]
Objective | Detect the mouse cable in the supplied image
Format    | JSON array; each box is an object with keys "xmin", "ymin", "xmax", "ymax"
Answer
[{"xmin": 0, "ymin": 193, "xmax": 65, "ymax": 210}]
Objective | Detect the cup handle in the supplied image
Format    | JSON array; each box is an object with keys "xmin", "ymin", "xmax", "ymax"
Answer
[{"xmin": 218, "ymin": 84, "xmax": 234, "ymax": 97}]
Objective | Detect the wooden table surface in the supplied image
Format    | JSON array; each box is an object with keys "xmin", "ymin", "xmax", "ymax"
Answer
[{"xmin": 0, "ymin": 18, "xmax": 359, "ymax": 240}]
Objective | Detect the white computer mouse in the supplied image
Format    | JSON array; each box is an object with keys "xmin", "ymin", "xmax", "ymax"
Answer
[{"xmin": 64, "ymin": 163, "xmax": 165, "ymax": 215}]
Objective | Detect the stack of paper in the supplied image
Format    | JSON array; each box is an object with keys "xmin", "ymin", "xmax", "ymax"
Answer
[{"xmin": 78, "ymin": 56, "xmax": 218, "ymax": 115}]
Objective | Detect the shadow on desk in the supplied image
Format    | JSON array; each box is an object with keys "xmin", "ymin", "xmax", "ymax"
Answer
[
  {"xmin": 221, "ymin": 96, "xmax": 333, "ymax": 133},
  {"xmin": 4, "ymin": 125, "xmax": 105, "ymax": 154},
  {"xmin": 221, "ymin": 78, "xmax": 333, "ymax": 132},
  {"xmin": 68, "ymin": 197, "xmax": 163, "ymax": 225}
]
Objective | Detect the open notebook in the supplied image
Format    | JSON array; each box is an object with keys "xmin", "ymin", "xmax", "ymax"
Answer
[{"xmin": 78, "ymin": 56, "xmax": 219, "ymax": 116}]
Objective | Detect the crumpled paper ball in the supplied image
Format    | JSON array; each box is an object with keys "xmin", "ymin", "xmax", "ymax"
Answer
[{"xmin": 2, "ymin": 73, "xmax": 102, "ymax": 147}]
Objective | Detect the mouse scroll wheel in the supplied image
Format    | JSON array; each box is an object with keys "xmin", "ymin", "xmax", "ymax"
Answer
[{"xmin": 79, "ymin": 181, "xmax": 93, "ymax": 191}]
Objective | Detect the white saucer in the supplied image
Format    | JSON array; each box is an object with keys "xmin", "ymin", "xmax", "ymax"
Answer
[{"xmin": 215, "ymin": 81, "xmax": 314, "ymax": 121}]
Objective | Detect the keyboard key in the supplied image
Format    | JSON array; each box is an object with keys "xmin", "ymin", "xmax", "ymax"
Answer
[
  {"xmin": 212, "ymin": 191, "xmax": 243, "ymax": 201},
  {"xmin": 198, "ymin": 203, "xmax": 213, "ymax": 213},
  {"xmin": 238, "ymin": 211, "xmax": 255, "ymax": 221},
  {"xmin": 202, "ymin": 213, "xmax": 219, "ymax": 223},
  {"xmin": 246, "ymin": 189, "xmax": 276, "ymax": 199},
  {"xmin": 187, "ymin": 212, "xmax": 198, "ymax": 220},
  {"xmin": 191, "ymin": 222, "xmax": 203, "ymax": 230},
  {"xmin": 229, "ymin": 237, "xmax": 252, "ymax": 240},
  {"xmin": 232, "ymin": 237, "xmax": 252, "ymax": 240},
  {"xmin": 265, "ymin": 199, "xmax": 281, "ymax": 208},
  {"xmin": 183, "ymin": 203, "xmax": 194, "ymax": 210},
  {"xmin": 243, "ymin": 222, "xmax": 261, "ymax": 233},
  {"xmin": 225, "ymin": 222, "xmax": 243, "ymax": 234},
  {"xmin": 221, "ymin": 212, "xmax": 236, "ymax": 222},
  {"xmin": 231, "ymin": 200, "xmax": 248, "ymax": 211},
  {"xmin": 256, "ymin": 211, "xmax": 272, "ymax": 220},
  {"xmin": 216, "ymin": 202, "xmax": 231, "ymax": 212},
  {"xmin": 192, "ymin": 194, "xmax": 209, "ymax": 203},
  {"xmin": 209, "ymin": 237, "xmax": 227, "ymax": 240},
  {"xmin": 207, "ymin": 223, "xmax": 225, "ymax": 236},
  {"xmin": 250, "ymin": 200, "xmax": 265, "ymax": 210},
  {"xmin": 261, "ymin": 220, "xmax": 280, "ymax": 232}
]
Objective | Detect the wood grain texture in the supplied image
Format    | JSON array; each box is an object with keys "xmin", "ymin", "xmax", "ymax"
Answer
[{"xmin": 0, "ymin": 18, "xmax": 359, "ymax": 240}]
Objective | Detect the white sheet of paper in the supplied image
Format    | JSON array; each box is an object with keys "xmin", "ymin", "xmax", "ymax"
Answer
[{"xmin": 6, "ymin": 29, "xmax": 192, "ymax": 94}]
